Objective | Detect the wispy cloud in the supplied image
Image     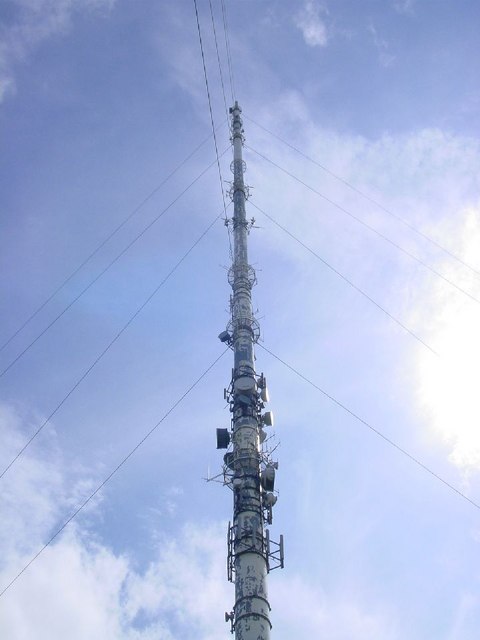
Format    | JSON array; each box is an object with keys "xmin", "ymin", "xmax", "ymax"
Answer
[
  {"xmin": 294, "ymin": 1, "xmax": 329, "ymax": 48},
  {"xmin": 273, "ymin": 573, "xmax": 397, "ymax": 638},
  {"xmin": 368, "ymin": 22, "xmax": 396, "ymax": 67},
  {"xmin": 0, "ymin": 0, "xmax": 115, "ymax": 103},
  {"xmin": 393, "ymin": 0, "xmax": 416, "ymax": 16}
]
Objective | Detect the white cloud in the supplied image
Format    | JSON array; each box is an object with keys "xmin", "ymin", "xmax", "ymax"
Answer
[
  {"xmin": 0, "ymin": 0, "xmax": 115, "ymax": 103},
  {"xmin": 0, "ymin": 404, "xmax": 231, "ymax": 638},
  {"xmin": 1, "ymin": 520, "xmax": 232, "ymax": 640},
  {"xmin": 0, "ymin": 404, "xmax": 100, "ymax": 562},
  {"xmin": 294, "ymin": 1, "xmax": 329, "ymax": 48}
]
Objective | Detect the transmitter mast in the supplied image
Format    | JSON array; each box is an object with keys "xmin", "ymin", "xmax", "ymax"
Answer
[{"xmin": 217, "ymin": 102, "xmax": 284, "ymax": 640}]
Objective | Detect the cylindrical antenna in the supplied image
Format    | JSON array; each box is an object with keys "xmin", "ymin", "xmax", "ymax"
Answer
[{"xmin": 216, "ymin": 102, "xmax": 284, "ymax": 640}]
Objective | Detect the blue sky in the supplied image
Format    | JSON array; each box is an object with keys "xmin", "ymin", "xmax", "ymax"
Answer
[{"xmin": 1, "ymin": 1, "xmax": 480, "ymax": 638}]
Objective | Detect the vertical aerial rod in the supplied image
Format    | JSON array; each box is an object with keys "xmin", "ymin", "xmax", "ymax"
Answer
[{"xmin": 217, "ymin": 102, "xmax": 283, "ymax": 640}]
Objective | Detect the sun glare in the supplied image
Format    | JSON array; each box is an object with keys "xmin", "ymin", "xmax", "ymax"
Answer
[{"xmin": 414, "ymin": 207, "xmax": 480, "ymax": 472}]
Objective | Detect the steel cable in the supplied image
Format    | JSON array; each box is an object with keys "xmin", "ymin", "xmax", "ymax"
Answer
[
  {"xmin": 208, "ymin": 0, "xmax": 229, "ymax": 123},
  {"xmin": 220, "ymin": 0, "xmax": 235, "ymax": 102},
  {"xmin": 193, "ymin": 0, "xmax": 232, "ymax": 258}
]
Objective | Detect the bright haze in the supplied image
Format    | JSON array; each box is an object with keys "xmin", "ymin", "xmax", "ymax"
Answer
[{"xmin": 1, "ymin": 1, "xmax": 480, "ymax": 638}]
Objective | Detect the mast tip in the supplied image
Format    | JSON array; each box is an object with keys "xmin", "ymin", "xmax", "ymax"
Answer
[{"xmin": 229, "ymin": 100, "xmax": 241, "ymax": 114}]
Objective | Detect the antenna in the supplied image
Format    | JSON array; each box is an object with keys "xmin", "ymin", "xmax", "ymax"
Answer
[{"xmin": 216, "ymin": 102, "xmax": 284, "ymax": 639}]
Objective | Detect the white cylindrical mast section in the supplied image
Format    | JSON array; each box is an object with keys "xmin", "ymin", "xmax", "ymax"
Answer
[{"xmin": 230, "ymin": 102, "xmax": 271, "ymax": 640}]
